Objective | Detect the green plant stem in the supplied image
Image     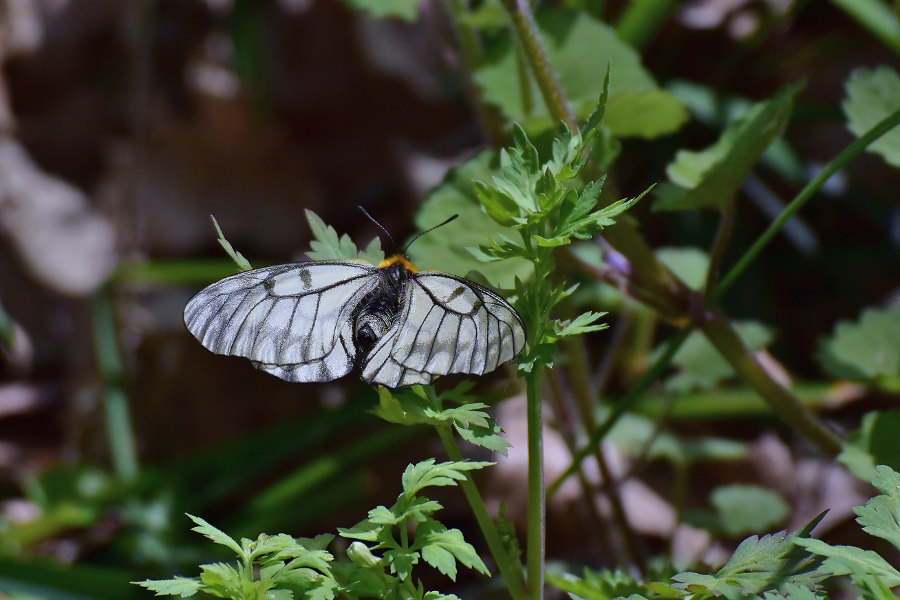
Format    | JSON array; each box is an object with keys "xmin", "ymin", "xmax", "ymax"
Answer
[
  {"xmin": 500, "ymin": 0, "xmax": 576, "ymax": 128},
  {"xmin": 712, "ymin": 105, "xmax": 900, "ymax": 306},
  {"xmin": 700, "ymin": 315, "xmax": 843, "ymax": 456},
  {"xmin": 524, "ymin": 368, "xmax": 545, "ymax": 600},
  {"xmin": 549, "ymin": 328, "xmax": 690, "ymax": 496},
  {"xmin": 614, "ymin": 0, "xmax": 680, "ymax": 49},
  {"xmin": 91, "ymin": 288, "xmax": 139, "ymax": 480},
  {"xmin": 435, "ymin": 426, "xmax": 530, "ymax": 600}
]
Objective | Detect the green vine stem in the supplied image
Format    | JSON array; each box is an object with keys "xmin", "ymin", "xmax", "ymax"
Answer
[
  {"xmin": 711, "ymin": 105, "xmax": 900, "ymax": 306},
  {"xmin": 500, "ymin": 0, "xmax": 576, "ymax": 128},
  {"xmin": 700, "ymin": 315, "xmax": 843, "ymax": 456},
  {"xmin": 435, "ymin": 425, "xmax": 530, "ymax": 600}
]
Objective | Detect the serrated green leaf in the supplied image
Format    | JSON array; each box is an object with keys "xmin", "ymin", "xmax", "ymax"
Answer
[
  {"xmin": 384, "ymin": 549, "xmax": 419, "ymax": 580},
  {"xmin": 134, "ymin": 576, "xmax": 202, "ymax": 597},
  {"xmin": 211, "ymin": 215, "xmax": 252, "ymax": 271},
  {"xmin": 412, "ymin": 151, "xmax": 533, "ymax": 288},
  {"xmin": 843, "ymin": 66, "xmax": 900, "ymax": 167},
  {"xmin": 339, "ymin": 0, "xmax": 420, "ymax": 21},
  {"xmin": 474, "ymin": 10, "xmax": 686, "ymax": 139},
  {"xmin": 653, "ymin": 83, "xmax": 800, "ymax": 211},
  {"xmin": 794, "ymin": 538, "xmax": 900, "ymax": 587},
  {"xmin": 675, "ymin": 528, "xmax": 826, "ymax": 596},
  {"xmin": 817, "ymin": 304, "xmax": 900, "ymax": 392},
  {"xmin": 305, "ymin": 209, "xmax": 382, "ymax": 263},
  {"xmin": 554, "ymin": 311, "xmax": 608, "ymax": 338},
  {"xmin": 416, "ymin": 519, "xmax": 489, "ymax": 581},
  {"xmin": 455, "ymin": 420, "xmax": 512, "ymax": 456},
  {"xmin": 763, "ymin": 582, "xmax": 826, "ymax": 600},
  {"xmin": 854, "ymin": 465, "xmax": 900, "ymax": 551},
  {"xmin": 546, "ymin": 567, "xmax": 646, "ymax": 600},
  {"xmin": 199, "ymin": 561, "xmax": 243, "ymax": 594},
  {"xmin": 187, "ymin": 513, "xmax": 245, "ymax": 559},
  {"xmin": 373, "ymin": 386, "xmax": 433, "ymax": 425},
  {"xmin": 338, "ymin": 517, "xmax": 385, "ymax": 542},
  {"xmin": 400, "ymin": 459, "xmax": 492, "ymax": 497}
]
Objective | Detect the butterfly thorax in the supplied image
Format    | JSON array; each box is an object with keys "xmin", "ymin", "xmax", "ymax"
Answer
[{"xmin": 352, "ymin": 257, "xmax": 414, "ymax": 357}]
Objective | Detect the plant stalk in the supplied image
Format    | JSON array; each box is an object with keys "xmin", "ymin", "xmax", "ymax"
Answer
[
  {"xmin": 525, "ymin": 368, "xmax": 545, "ymax": 600},
  {"xmin": 436, "ymin": 426, "xmax": 530, "ymax": 600},
  {"xmin": 500, "ymin": 0, "xmax": 576, "ymax": 128},
  {"xmin": 700, "ymin": 314, "xmax": 843, "ymax": 456}
]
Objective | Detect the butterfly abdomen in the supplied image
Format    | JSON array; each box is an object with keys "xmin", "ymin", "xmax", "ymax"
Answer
[{"xmin": 352, "ymin": 259, "xmax": 413, "ymax": 356}]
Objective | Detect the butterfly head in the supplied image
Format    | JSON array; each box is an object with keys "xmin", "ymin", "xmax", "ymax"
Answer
[{"xmin": 378, "ymin": 254, "xmax": 418, "ymax": 273}]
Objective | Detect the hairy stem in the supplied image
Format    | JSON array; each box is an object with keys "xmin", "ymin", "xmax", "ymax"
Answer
[
  {"xmin": 500, "ymin": 0, "xmax": 576, "ymax": 128},
  {"xmin": 436, "ymin": 426, "xmax": 530, "ymax": 600}
]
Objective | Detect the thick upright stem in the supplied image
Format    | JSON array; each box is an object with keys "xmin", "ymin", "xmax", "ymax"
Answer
[
  {"xmin": 525, "ymin": 368, "xmax": 545, "ymax": 600},
  {"xmin": 436, "ymin": 426, "xmax": 530, "ymax": 600}
]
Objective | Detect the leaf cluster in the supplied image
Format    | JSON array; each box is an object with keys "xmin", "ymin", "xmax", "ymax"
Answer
[
  {"xmin": 136, "ymin": 514, "xmax": 338, "ymax": 600},
  {"xmin": 374, "ymin": 383, "xmax": 511, "ymax": 455},
  {"xmin": 467, "ymin": 70, "xmax": 644, "ymax": 373},
  {"xmin": 548, "ymin": 465, "xmax": 900, "ymax": 600},
  {"xmin": 136, "ymin": 460, "xmax": 490, "ymax": 600},
  {"xmin": 305, "ymin": 209, "xmax": 384, "ymax": 265},
  {"xmin": 338, "ymin": 459, "xmax": 490, "ymax": 595}
]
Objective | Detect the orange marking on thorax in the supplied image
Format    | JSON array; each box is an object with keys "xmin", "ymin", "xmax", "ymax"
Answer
[{"xmin": 379, "ymin": 254, "xmax": 418, "ymax": 273}]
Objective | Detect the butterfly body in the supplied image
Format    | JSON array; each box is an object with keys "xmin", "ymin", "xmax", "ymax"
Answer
[{"xmin": 184, "ymin": 254, "xmax": 525, "ymax": 388}]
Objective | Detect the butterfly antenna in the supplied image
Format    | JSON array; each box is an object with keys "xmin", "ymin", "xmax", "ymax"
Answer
[
  {"xmin": 403, "ymin": 214, "xmax": 459, "ymax": 254},
  {"xmin": 358, "ymin": 205, "xmax": 397, "ymax": 252}
]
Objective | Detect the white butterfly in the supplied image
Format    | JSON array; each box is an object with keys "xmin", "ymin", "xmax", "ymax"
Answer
[{"xmin": 183, "ymin": 251, "xmax": 526, "ymax": 388}]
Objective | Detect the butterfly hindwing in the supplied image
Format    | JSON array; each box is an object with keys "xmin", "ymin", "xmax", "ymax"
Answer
[
  {"xmin": 184, "ymin": 261, "xmax": 379, "ymax": 382},
  {"xmin": 360, "ymin": 272, "xmax": 526, "ymax": 387}
]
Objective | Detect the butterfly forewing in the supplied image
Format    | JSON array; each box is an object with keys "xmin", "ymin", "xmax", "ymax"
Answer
[
  {"xmin": 184, "ymin": 261, "xmax": 379, "ymax": 382},
  {"xmin": 360, "ymin": 272, "xmax": 526, "ymax": 387}
]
